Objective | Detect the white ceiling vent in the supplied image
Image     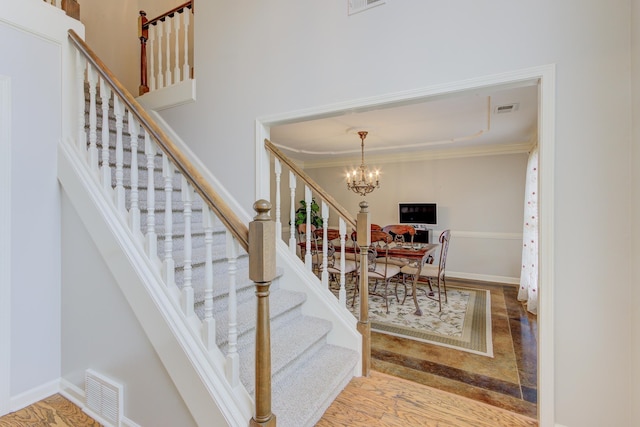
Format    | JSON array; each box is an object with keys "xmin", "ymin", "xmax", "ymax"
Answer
[
  {"xmin": 494, "ymin": 103, "xmax": 519, "ymax": 114},
  {"xmin": 85, "ymin": 369, "xmax": 123, "ymax": 426},
  {"xmin": 349, "ymin": 0, "xmax": 386, "ymax": 15}
]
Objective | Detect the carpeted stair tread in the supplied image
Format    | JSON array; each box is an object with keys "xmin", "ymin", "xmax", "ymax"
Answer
[
  {"xmin": 171, "ymin": 244, "xmax": 248, "ymax": 270},
  {"xmin": 239, "ymin": 315, "xmax": 334, "ymax": 395},
  {"xmin": 271, "ymin": 344, "xmax": 359, "ymax": 427},
  {"xmin": 214, "ymin": 287, "xmax": 305, "ymax": 350}
]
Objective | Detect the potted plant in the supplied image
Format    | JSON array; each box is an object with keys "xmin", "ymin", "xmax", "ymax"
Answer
[{"xmin": 294, "ymin": 198, "xmax": 323, "ymax": 229}]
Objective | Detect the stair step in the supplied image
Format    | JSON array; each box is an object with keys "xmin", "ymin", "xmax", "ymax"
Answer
[
  {"xmin": 239, "ymin": 314, "xmax": 334, "ymax": 395},
  {"xmin": 215, "ymin": 287, "xmax": 305, "ymax": 351},
  {"xmin": 272, "ymin": 344, "xmax": 359, "ymax": 427}
]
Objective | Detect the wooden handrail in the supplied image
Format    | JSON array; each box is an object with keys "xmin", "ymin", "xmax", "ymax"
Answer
[
  {"xmin": 68, "ymin": 29, "xmax": 249, "ymax": 252},
  {"xmin": 143, "ymin": 1, "xmax": 192, "ymax": 28},
  {"xmin": 264, "ymin": 139, "xmax": 357, "ymax": 230}
]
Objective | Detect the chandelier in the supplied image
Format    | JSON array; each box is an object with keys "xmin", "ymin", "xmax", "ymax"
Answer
[{"xmin": 346, "ymin": 131, "xmax": 380, "ymax": 196}]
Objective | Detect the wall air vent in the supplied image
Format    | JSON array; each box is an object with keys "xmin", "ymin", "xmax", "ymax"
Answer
[
  {"xmin": 349, "ymin": 0, "xmax": 386, "ymax": 15},
  {"xmin": 85, "ymin": 370, "xmax": 123, "ymax": 426},
  {"xmin": 494, "ymin": 103, "xmax": 519, "ymax": 114}
]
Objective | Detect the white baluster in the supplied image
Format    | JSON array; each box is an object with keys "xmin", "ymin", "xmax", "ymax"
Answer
[
  {"xmin": 162, "ymin": 154, "xmax": 175, "ymax": 287},
  {"xmin": 144, "ymin": 132, "xmax": 158, "ymax": 259},
  {"xmin": 274, "ymin": 158, "xmax": 282, "ymax": 240},
  {"xmin": 164, "ymin": 18, "xmax": 172, "ymax": 87},
  {"xmin": 321, "ymin": 201, "xmax": 329, "ymax": 288},
  {"xmin": 201, "ymin": 207, "xmax": 216, "ymax": 349},
  {"xmin": 182, "ymin": 9, "xmax": 190, "ymax": 79},
  {"xmin": 288, "ymin": 172, "xmax": 297, "ymax": 254},
  {"xmin": 304, "ymin": 186, "xmax": 312, "ymax": 270},
  {"xmin": 156, "ymin": 21, "xmax": 164, "ymax": 90},
  {"xmin": 98, "ymin": 77, "xmax": 111, "ymax": 191},
  {"xmin": 128, "ymin": 113, "xmax": 141, "ymax": 236},
  {"xmin": 75, "ymin": 51, "xmax": 86, "ymax": 152},
  {"xmin": 339, "ymin": 218, "xmax": 347, "ymax": 306},
  {"xmin": 225, "ymin": 233, "xmax": 240, "ymax": 387},
  {"xmin": 181, "ymin": 176, "xmax": 194, "ymax": 316},
  {"xmin": 87, "ymin": 66, "xmax": 98, "ymax": 171},
  {"xmin": 173, "ymin": 13, "xmax": 181, "ymax": 83},
  {"xmin": 148, "ymin": 24, "xmax": 156, "ymax": 91},
  {"xmin": 113, "ymin": 97, "xmax": 126, "ymax": 214}
]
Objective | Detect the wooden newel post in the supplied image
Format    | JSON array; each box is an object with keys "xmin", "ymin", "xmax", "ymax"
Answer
[
  {"xmin": 138, "ymin": 10, "xmax": 150, "ymax": 96},
  {"xmin": 356, "ymin": 201, "xmax": 371, "ymax": 377},
  {"xmin": 249, "ymin": 200, "xmax": 277, "ymax": 427}
]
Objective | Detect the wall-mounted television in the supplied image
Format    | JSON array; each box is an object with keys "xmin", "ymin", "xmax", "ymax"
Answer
[{"xmin": 398, "ymin": 203, "xmax": 437, "ymax": 226}]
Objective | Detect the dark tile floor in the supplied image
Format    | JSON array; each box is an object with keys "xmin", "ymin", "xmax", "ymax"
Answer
[{"xmin": 370, "ymin": 278, "xmax": 538, "ymax": 419}]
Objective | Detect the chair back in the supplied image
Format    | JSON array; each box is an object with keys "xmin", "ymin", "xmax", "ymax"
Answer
[
  {"xmin": 382, "ymin": 224, "xmax": 416, "ymax": 244},
  {"xmin": 437, "ymin": 229, "xmax": 451, "ymax": 278}
]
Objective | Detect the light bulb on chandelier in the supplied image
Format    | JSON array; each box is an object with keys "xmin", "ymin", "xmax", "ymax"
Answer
[{"xmin": 346, "ymin": 131, "xmax": 380, "ymax": 196}]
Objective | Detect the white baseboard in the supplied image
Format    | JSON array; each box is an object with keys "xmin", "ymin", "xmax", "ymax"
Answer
[
  {"xmin": 448, "ymin": 271, "xmax": 519, "ymax": 285},
  {"xmin": 8, "ymin": 379, "xmax": 59, "ymax": 413},
  {"xmin": 59, "ymin": 378, "xmax": 141, "ymax": 427}
]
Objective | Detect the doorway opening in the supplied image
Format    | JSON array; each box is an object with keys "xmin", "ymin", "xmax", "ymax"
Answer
[{"xmin": 256, "ymin": 64, "xmax": 555, "ymax": 425}]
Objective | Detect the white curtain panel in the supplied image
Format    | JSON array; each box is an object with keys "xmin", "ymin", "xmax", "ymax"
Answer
[{"xmin": 518, "ymin": 145, "xmax": 539, "ymax": 314}]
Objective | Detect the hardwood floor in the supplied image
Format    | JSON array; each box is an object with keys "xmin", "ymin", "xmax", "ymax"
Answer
[
  {"xmin": 0, "ymin": 394, "xmax": 100, "ymax": 427},
  {"xmin": 369, "ymin": 278, "xmax": 538, "ymax": 418},
  {"xmin": 1, "ymin": 280, "xmax": 535, "ymax": 426},
  {"xmin": 316, "ymin": 371, "xmax": 537, "ymax": 427}
]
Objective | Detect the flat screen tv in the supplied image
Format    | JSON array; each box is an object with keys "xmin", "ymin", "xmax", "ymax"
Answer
[{"xmin": 398, "ymin": 203, "xmax": 437, "ymax": 226}]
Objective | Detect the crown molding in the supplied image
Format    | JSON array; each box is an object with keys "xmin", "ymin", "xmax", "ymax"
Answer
[{"xmin": 300, "ymin": 140, "xmax": 534, "ymax": 169}]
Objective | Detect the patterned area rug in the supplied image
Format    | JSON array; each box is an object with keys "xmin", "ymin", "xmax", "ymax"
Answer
[{"xmin": 342, "ymin": 283, "xmax": 493, "ymax": 357}]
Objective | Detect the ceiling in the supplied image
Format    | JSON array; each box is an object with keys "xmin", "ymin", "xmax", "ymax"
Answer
[{"xmin": 269, "ymin": 82, "xmax": 539, "ymax": 168}]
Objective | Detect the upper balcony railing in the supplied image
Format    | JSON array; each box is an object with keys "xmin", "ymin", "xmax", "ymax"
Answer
[
  {"xmin": 138, "ymin": 2, "xmax": 193, "ymax": 96},
  {"xmin": 42, "ymin": 0, "xmax": 79, "ymax": 19}
]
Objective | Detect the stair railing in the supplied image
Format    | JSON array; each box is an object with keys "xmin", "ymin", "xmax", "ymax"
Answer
[
  {"xmin": 41, "ymin": 0, "xmax": 80, "ymax": 19},
  {"xmin": 264, "ymin": 139, "xmax": 371, "ymax": 376},
  {"xmin": 67, "ymin": 28, "xmax": 274, "ymax": 424},
  {"xmin": 138, "ymin": 2, "xmax": 193, "ymax": 95}
]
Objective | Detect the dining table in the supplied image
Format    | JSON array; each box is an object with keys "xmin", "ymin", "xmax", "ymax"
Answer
[{"xmin": 298, "ymin": 236, "xmax": 439, "ymax": 316}]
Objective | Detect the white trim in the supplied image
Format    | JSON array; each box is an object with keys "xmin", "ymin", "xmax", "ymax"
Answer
[
  {"xmin": 0, "ymin": 75, "xmax": 11, "ymax": 416},
  {"xmin": 537, "ymin": 63, "xmax": 556, "ymax": 427},
  {"xmin": 300, "ymin": 141, "xmax": 533, "ymax": 169},
  {"xmin": 256, "ymin": 63, "xmax": 556, "ymax": 426},
  {"xmin": 448, "ymin": 272, "xmax": 519, "ymax": 286},
  {"xmin": 137, "ymin": 79, "xmax": 196, "ymax": 111},
  {"xmin": 59, "ymin": 378, "xmax": 142, "ymax": 427},
  {"xmin": 450, "ymin": 230, "xmax": 522, "ymax": 240},
  {"xmin": 8, "ymin": 379, "xmax": 59, "ymax": 413}
]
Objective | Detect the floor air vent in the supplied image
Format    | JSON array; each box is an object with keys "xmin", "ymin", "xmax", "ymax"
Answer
[
  {"xmin": 85, "ymin": 369, "xmax": 123, "ymax": 426},
  {"xmin": 348, "ymin": 0, "xmax": 385, "ymax": 15}
]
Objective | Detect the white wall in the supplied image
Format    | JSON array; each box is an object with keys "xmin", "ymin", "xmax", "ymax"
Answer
[
  {"xmin": 73, "ymin": 0, "xmax": 635, "ymax": 425},
  {"xmin": 60, "ymin": 194, "xmax": 198, "ymax": 427},
  {"xmin": 153, "ymin": 2, "xmax": 633, "ymax": 426},
  {"xmin": 303, "ymin": 152, "xmax": 527, "ymax": 283},
  {"xmin": 0, "ymin": 0, "xmax": 82, "ymax": 408}
]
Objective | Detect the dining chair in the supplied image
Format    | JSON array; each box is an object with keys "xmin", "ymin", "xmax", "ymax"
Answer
[
  {"xmin": 352, "ymin": 230, "xmax": 403, "ymax": 313},
  {"xmin": 298, "ymin": 223, "xmax": 322, "ymax": 275},
  {"xmin": 399, "ymin": 229, "xmax": 451, "ymax": 312},
  {"xmin": 313, "ymin": 228, "xmax": 359, "ymax": 290},
  {"xmin": 382, "ymin": 224, "xmax": 416, "ymax": 245}
]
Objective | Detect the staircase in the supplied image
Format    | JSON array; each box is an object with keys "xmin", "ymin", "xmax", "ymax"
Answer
[{"xmin": 57, "ymin": 33, "xmax": 360, "ymax": 427}]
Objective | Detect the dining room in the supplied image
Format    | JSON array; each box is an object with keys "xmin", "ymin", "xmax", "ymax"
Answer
[{"xmin": 267, "ymin": 82, "xmax": 539, "ymax": 418}]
